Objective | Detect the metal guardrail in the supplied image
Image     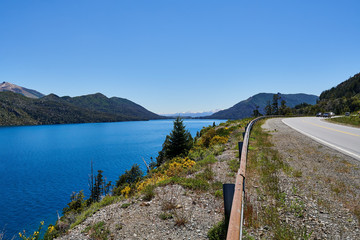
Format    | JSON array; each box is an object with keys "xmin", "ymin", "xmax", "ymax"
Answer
[{"xmin": 226, "ymin": 116, "xmax": 265, "ymax": 240}]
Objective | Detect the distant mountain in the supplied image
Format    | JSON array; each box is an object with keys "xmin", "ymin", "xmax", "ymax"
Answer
[
  {"xmin": 206, "ymin": 93, "xmax": 319, "ymax": 119},
  {"xmin": 0, "ymin": 82, "xmax": 45, "ymax": 99},
  {"xmin": 42, "ymin": 93, "xmax": 161, "ymax": 120},
  {"xmin": 0, "ymin": 91, "xmax": 164, "ymax": 126},
  {"xmin": 163, "ymin": 110, "xmax": 220, "ymax": 118}
]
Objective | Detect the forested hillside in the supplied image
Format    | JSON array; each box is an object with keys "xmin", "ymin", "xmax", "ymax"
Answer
[
  {"xmin": 320, "ymin": 73, "xmax": 360, "ymax": 100},
  {"xmin": 0, "ymin": 92, "xmax": 164, "ymax": 126},
  {"xmin": 207, "ymin": 93, "xmax": 318, "ymax": 119},
  {"xmin": 295, "ymin": 73, "xmax": 360, "ymax": 115}
]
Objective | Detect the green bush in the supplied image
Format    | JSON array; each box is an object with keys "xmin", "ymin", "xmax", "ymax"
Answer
[
  {"xmin": 208, "ymin": 220, "xmax": 227, "ymax": 240},
  {"xmin": 196, "ymin": 165, "xmax": 215, "ymax": 181},
  {"xmin": 159, "ymin": 212, "xmax": 173, "ymax": 220},
  {"xmin": 159, "ymin": 176, "xmax": 210, "ymax": 191},
  {"xmin": 43, "ymin": 224, "xmax": 59, "ymax": 240},
  {"xmin": 214, "ymin": 190, "xmax": 223, "ymax": 198},
  {"xmin": 228, "ymin": 159, "xmax": 239, "ymax": 173},
  {"xmin": 142, "ymin": 184, "xmax": 156, "ymax": 201},
  {"xmin": 83, "ymin": 221, "xmax": 110, "ymax": 240},
  {"xmin": 121, "ymin": 203, "xmax": 131, "ymax": 208},
  {"xmin": 197, "ymin": 154, "xmax": 217, "ymax": 166},
  {"xmin": 62, "ymin": 191, "xmax": 86, "ymax": 214},
  {"xmin": 113, "ymin": 164, "xmax": 143, "ymax": 197}
]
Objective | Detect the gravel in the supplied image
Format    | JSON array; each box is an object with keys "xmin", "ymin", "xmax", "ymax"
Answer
[{"xmin": 245, "ymin": 118, "xmax": 360, "ymax": 239}]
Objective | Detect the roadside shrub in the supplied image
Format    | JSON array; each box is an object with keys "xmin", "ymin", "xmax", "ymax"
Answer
[
  {"xmin": 215, "ymin": 127, "xmax": 231, "ymax": 137},
  {"xmin": 214, "ymin": 190, "xmax": 223, "ymax": 198},
  {"xmin": 120, "ymin": 185, "xmax": 131, "ymax": 198},
  {"xmin": 188, "ymin": 147, "xmax": 208, "ymax": 161},
  {"xmin": 228, "ymin": 159, "xmax": 239, "ymax": 173},
  {"xmin": 115, "ymin": 164, "xmax": 143, "ymax": 188},
  {"xmin": 142, "ymin": 184, "xmax": 156, "ymax": 201},
  {"xmin": 121, "ymin": 203, "xmax": 131, "ymax": 208},
  {"xmin": 178, "ymin": 177, "xmax": 210, "ymax": 191},
  {"xmin": 165, "ymin": 157, "xmax": 196, "ymax": 177},
  {"xmin": 208, "ymin": 219, "xmax": 227, "ymax": 240},
  {"xmin": 159, "ymin": 212, "xmax": 173, "ymax": 220},
  {"xmin": 43, "ymin": 224, "xmax": 59, "ymax": 240},
  {"xmin": 113, "ymin": 164, "xmax": 143, "ymax": 197},
  {"xmin": 136, "ymin": 172, "xmax": 168, "ymax": 192},
  {"xmin": 62, "ymin": 191, "xmax": 86, "ymax": 214},
  {"xmin": 198, "ymin": 128, "xmax": 216, "ymax": 148},
  {"xmin": 196, "ymin": 165, "xmax": 215, "ymax": 181},
  {"xmin": 82, "ymin": 221, "xmax": 110, "ymax": 240},
  {"xmin": 197, "ymin": 154, "xmax": 216, "ymax": 166},
  {"xmin": 70, "ymin": 196, "xmax": 119, "ymax": 229},
  {"xmin": 211, "ymin": 144, "xmax": 225, "ymax": 156},
  {"xmin": 210, "ymin": 135, "xmax": 228, "ymax": 146}
]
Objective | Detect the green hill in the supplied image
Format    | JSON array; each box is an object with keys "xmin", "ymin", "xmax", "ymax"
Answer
[
  {"xmin": 207, "ymin": 93, "xmax": 319, "ymax": 119},
  {"xmin": 320, "ymin": 73, "xmax": 360, "ymax": 100},
  {"xmin": 63, "ymin": 93, "xmax": 160, "ymax": 120},
  {"xmin": 0, "ymin": 92, "xmax": 164, "ymax": 126},
  {"xmin": 293, "ymin": 73, "xmax": 360, "ymax": 115}
]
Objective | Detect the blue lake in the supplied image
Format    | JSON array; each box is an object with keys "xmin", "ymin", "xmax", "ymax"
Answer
[{"xmin": 0, "ymin": 119, "xmax": 226, "ymax": 238}]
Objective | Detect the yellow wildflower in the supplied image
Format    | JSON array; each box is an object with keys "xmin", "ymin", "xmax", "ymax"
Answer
[
  {"xmin": 48, "ymin": 225, "xmax": 55, "ymax": 233},
  {"xmin": 121, "ymin": 186, "xmax": 131, "ymax": 198}
]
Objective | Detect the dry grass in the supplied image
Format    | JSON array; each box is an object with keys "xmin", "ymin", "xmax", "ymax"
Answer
[{"xmin": 244, "ymin": 120, "xmax": 311, "ymax": 239}]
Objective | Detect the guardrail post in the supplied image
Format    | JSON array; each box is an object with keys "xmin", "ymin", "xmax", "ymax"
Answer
[
  {"xmin": 223, "ymin": 183, "xmax": 235, "ymax": 225},
  {"xmin": 238, "ymin": 142, "xmax": 243, "ymax": 163}
]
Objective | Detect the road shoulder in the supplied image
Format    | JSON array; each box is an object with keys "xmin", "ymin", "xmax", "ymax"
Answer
[{"xmin": 245, "ymin": 118, "xmax": 360, "ymax": 239}]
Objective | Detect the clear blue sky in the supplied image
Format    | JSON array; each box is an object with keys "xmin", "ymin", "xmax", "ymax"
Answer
[{"xmin": 1, "ymin": 0, "xmax": 359, "ymax": 114}]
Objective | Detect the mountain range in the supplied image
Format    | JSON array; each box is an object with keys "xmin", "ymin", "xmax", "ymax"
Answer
[
  {"xmin": 0, "ymin": 82, "xmax": 321, "ymax": 125},
  {"xmin": 0, "ymin": 83, "xmax": 164, "ymax": 126},
  {"xmin": 163, "ymin": 110, "xmax": 220, "ymax": 118},
  {"xmin": 206, "ymin": 93, "xmax": 319, "ymax": 119}
]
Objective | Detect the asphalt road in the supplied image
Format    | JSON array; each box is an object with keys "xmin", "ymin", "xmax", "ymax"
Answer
[{"xmin": 282, "ymin": 117, "xmax": 360, "ymax": 161}]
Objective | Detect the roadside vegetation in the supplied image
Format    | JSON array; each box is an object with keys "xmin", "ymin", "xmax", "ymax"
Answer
[
  {"xmin": 327, "ymin": 115, "xmax": 360, "ymax": 127},
  {"xmin": 243, "ymin": 120, "xmax": 312, "ymax": 239},
  {"xmin": 18, "ymin": 117, "xmax": 251, "ymax": 240}
]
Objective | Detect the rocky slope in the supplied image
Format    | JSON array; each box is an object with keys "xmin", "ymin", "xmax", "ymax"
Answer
[{"xmin": 0, "ymin": 82, "xmax": 45, "ymax": 98}]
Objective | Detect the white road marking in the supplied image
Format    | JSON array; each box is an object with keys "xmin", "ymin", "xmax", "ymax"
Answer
[{"xmin": 282, "ymin": 119, "xmax": 360, "ymax": 161}]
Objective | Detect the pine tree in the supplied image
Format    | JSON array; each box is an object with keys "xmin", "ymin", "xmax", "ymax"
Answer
[
  {"xmin": 94, "ymin": 170, "xmax": 104, "ymax": 202},
  {"xmin": 252, "ymin": 105, "xmax": 261, "ymax": 117},
  {"xmin": 279, "ymin": 99, "xmax": 287, "ymax": 115},
  {"xmin": 156, "ymin": 117, "xmax": 193, "ymax": 166},
  {"xmin": 265, "ymin": 100, "xmax": 272, "ymax": 115},
  {"xmin": 272, "ymin": 94, "xmax": 281, "ymax": 115}
]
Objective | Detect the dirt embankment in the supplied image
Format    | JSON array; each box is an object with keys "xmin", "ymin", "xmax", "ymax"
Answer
[{"xmin": 245, "ymin": 118, "xmax": 360, "ymax": 239}]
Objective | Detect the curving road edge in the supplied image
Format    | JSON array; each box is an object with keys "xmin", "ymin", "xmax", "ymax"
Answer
[{"xmin": 282, "ymin": 117, "xmax": 360, "ymax": 161}]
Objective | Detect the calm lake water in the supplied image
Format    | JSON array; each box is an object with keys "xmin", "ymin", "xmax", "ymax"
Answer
[{"xmin": 0, "ymin": 119, "xmax": 226, "ymax": 238}]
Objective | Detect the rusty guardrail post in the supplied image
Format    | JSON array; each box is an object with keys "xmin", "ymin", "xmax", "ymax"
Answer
[
  {"xmin": 238, "ymin": 142, "xmax": 243, "ymax": 163},
  {"xmin": 223, "ymin": 183, "xmax": 235, "ymax": 225}
]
